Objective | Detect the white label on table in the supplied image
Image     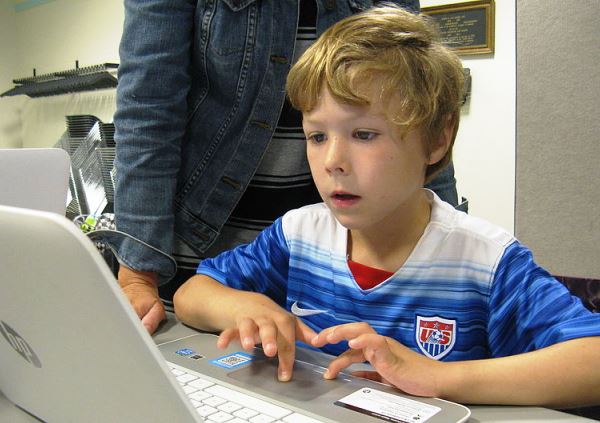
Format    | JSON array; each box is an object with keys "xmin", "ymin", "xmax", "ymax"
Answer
[{"xmin": 335, "ymin": 387, "xmax": 441, "ymax": 423}]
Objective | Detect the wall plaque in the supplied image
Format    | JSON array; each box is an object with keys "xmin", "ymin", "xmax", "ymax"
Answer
[{"xmin": 422, "ymin": 0, "xmax": 495, "ymax": 56}]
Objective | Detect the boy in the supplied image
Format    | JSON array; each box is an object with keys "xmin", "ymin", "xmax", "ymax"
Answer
[{"xmin": 174, "ymin": 5, "xmax": 600, "ymax": 407}]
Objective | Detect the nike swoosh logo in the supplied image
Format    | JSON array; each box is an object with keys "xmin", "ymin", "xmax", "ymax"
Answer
[{"xmin": 291, "ymin": 301, "xmax": 328, "ymax": 317}]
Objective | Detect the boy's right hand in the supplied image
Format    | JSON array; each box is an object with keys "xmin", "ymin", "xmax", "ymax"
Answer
[{"xmin": 216, "ymin": 292, "xmax": 317, "ymax": 382}]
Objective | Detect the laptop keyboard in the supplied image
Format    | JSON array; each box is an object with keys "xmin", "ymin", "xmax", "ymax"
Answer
[{"xmin": 167, "ymin": 362, "xmax": 324, "ymax": 423}]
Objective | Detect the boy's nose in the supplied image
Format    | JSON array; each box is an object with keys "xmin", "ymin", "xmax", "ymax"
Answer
[{"xmin": 324, "ymin": 137, "xmax": 348, "ymax": 174}]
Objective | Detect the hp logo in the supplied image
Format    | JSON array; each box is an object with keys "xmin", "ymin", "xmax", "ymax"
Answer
[{"xmin": 0, "ymin": 320, "xmax": 42, "ymax": 368}]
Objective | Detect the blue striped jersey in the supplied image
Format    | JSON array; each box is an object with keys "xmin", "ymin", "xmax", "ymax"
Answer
[{"xmin": 197, "ymin": 191, "xmax": 600, "ymax": 359}]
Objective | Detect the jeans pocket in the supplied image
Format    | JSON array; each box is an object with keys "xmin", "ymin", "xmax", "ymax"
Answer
[
  {"xmin": 220, "ymin": 0, "xmax": 257, "ymax": 11},
  {"xmin": 206, "ymin": 0, "xmax": 257, "ymax": 57}
]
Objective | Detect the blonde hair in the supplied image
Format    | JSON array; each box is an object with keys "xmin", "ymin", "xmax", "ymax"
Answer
[{"xmin": 286, "ymin": 4, "xmax": 465, "ymax": 180}]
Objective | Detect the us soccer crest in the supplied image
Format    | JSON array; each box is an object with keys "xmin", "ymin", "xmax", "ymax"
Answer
[{"xmin": 415, "ymin": 315, "xmax": 456, "ymax": 360}]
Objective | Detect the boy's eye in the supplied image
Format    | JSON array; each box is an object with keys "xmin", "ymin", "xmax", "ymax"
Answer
[
  {"xmin": 354, "ymin": 130, "xmax": 377, "ymax": 141},
  {"xmin": 307, "ymin": 133, "xmax": 326, "ymax": 143}
]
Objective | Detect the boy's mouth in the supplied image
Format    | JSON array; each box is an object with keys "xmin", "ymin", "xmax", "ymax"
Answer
[
  {"xmin": 332, "ymin": 192, "xmax": 358, "ymax": 199},
  {"xmin": 330, "ymin": 191, "xmax": 361, "ymax": 207}
]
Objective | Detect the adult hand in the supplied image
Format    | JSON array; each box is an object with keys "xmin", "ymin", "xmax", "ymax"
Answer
[
  {"xmin": 217, "ymin": 292, "xmax": 318, "ymax": 382},
  {"xmin": 118, "ymin": 265, "xmax": 165, "ymax": 334},
  {"xmin": 311, "ymin": 322, "xmax": 444, "ymax": 397}
]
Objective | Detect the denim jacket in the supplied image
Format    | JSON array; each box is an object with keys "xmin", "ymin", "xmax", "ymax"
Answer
[{"xmin": 112, "ymin": 0, "xmax": 425, "ymax": 282}]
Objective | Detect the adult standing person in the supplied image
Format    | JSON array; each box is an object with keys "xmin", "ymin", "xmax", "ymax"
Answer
[{"xmin": 111, "ymin": 0, "xmax": 459, "ymax": 334}]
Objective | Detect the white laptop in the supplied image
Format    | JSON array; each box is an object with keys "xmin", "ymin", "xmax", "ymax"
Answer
[
  {"xmin": 0, "ymin": 148, "xmax": 70, "ymax": 215},
  {"xmin": 0, "ymin": 205, "xmax": 471, "ymax": 423}
]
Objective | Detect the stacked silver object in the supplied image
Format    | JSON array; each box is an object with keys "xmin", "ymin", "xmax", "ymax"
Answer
[{"xmin": 54, "ymin": 115, "xmax": 115, "ymax": 220}]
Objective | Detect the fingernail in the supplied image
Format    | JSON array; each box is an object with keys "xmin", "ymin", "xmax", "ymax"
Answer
[
  {"xmin": 311, "ymin": 336, "xmax": 318, "ymax": 344},
  {"xmin": 323, "ymin": 370, "xmax": 331, "ymax": 379},
  {"xmin": 279, "ymin": 371, "xmax": 291, "ymax": 382},
  {"xmin": 243, "ymin": 337, "xmax": 253, "ymax": 348}
]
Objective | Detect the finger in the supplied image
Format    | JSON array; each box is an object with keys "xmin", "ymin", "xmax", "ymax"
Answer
[
  {"xmin": 310, "ymin": 326, "xmax": 340, "ymax": 347},
  {"xmin": 348, "ymin": 334, "xmax": 395, "ymax": 365},
  {"xmin": 140, "ymin": 300, "xmax": 165, "ymax": 334},
  {"xmin": 237, "ymin": 318, "xmax": 259, "ymax": 350},
  {"xmin": 275, "ymin": 315, "xmax": 298, "ymax": 382},
  {"xmin": 351, "ymin": 370, "xmax": 384, "ymax": 383},
  {"xmin": 312, "ymin": 322, "xmax": 376, "ymax": 347},
  {"xmin": 327, "ymin": 322, "xmax": 376, "ymax": 344},
  {"xmin": 295, "ymin": 319, "xmax": 318, "ymax": 344},
  {"xmin": 256, "ymin": 320, "xmax": 278, "ymax": 357},
  {"xmin": 126, "ymin": 291, "xmax": 153, "ymax": 319},
  {"xmin": 217, "ymin": 328, "xmax": 239, "ymax": 349},
  {"xmin": 324, "ymin": 348, "xmax": 365, "ymax": 379}
]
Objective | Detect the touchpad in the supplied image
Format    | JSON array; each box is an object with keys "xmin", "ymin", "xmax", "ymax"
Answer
[{"xmin": 228, "ymin": 358, "xmax": 347, "ymax": 401}]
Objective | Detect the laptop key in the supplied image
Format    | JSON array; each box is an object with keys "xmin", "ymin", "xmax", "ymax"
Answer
[
  {"xmin": 182, "ymin": 385, "xmax": 198, "ymax": 395},
  {"xmin": 189, "ymin": 390, "xmax": 212, "ymax": 402},
  {"xmin": 208, "ymin": 411, "xmax": 234, "ymax": 422},
  {"xmin": 249, "ymin": 415, "xmax": 277, "ymax": 423},
  {"xmin": 170, "ymin": 367, "xmax": 185, "ymax": 376},
  {"xmin": 189, "ymin": 377, "xmax": 215, "ymax": 390},
  {"xmin": 177, "ymin": 373, "xmax": 198, "ymax": 384},
  {"xmin": 205, "ymin": 385, "xmax": 292, "ymax": 419},
  {"xmin": 204, "ymin": 395, "xmax": 227, "ymax": 407},
  {"xmin": 234, "ymin": 407, "xmax": 259, "ymax": 419},
  {"xmin": 196, "ymin": 404, "xmax": 219, "ymax": 417},
  {"xmin": 219, "ymin": 401, "xmax": 243, "ymax": 413}
]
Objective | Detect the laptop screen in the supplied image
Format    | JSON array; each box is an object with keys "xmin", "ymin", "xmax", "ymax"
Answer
[{"xmin": 0, "ymin": 148, "xmax": 70, "ymax": 215}]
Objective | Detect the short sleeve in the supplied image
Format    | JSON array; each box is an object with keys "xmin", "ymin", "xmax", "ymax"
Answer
[
  {"xmin": 487, "ymin": 241, "xmax": 600, "ymax": 357},
  {"xmin": 196, "ymin": 218, "xmax": 290, "ymax": 307}
]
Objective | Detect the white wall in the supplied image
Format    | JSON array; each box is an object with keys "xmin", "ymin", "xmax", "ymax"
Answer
[
  {"xmin": 0, "ymin": 0, "xmax": 23, "ymax": 148},
  {"xmin": 0, "ymin": 1, "xmax": 18, "ymax": 92},
  {"xmin": 422, "ymin": 0, "xmax": 516, "ymax": 233},
  {"xmin": 1, "ymin": 0, "xmax": 516, "ymax": 232},
  {"xmin": 11, "ymin": 0, "xmax": 124, "ymax": 78},
  {"xmin": 0, "ymin": 0, "xmax": 123, "ymax": 148}
]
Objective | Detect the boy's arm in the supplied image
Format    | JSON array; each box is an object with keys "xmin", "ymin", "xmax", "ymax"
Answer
[
  {"xmin": 441, "ymin": 336, "xmax": 600, "ymax": 407},
  {"xmin": 175, "ymin": 274, "xmax": 299, "ymax": 337},
  {"xmin": 313, "ymin": 325, "xmax": 600, "ymax": 407},
  {"xmin": 174, "ymin": 274, "xmax": 317, "ymax": 382},
  {"xmin": 174, "ymin": 274, "xmax": 254, "ymax": 332}
]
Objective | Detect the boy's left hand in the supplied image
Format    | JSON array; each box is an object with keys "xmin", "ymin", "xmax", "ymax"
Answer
[{"xmin": 311, "ymin": 322, "xmax": 444, "ymax": 398}]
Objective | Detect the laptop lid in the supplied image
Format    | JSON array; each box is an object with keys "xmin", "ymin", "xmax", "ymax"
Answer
[
  {"xmin": 0, "ymin": 148, "xmax": 70, "ymax": 215},
  {"xmin": 0, "ymin": 205, "xmax": 200, "ymax": 423}
]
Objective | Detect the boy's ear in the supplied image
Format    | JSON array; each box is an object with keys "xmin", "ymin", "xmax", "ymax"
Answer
[{"xmin": 427, "ymin": 115, "xmax": 454, "ymax": 165}]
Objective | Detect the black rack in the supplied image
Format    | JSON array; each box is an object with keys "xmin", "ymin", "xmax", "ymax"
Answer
[{"xmin": 1, "ymin": 62, "xmax": 118, "ymax": 98}]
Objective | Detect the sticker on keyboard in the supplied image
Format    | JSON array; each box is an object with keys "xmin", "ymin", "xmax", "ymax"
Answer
[
  {"xmin": 335, "ymin": 387, "xmax": 441, "ymax": 423},
  {"xmin": 175, "ymin": 348, "xmax": 204, "ymax": 360},
  {"xmin": 210, "ymin": 352, "xmax": 254, "ymax": 369}
]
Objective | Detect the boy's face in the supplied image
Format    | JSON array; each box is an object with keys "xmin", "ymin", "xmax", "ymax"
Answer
[{"xmin": 303, "ymin": 87, "xmax": 440, "ymax": 233}]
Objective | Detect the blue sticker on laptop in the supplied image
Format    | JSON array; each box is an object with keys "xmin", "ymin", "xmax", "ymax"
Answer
[
  {"xmin": 210, "ymin": 352, "xmax": 254, "ymax": 369},
  {"xmin": 175, "ymin": 348, "xmax": 204, "ymax": 360}
]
